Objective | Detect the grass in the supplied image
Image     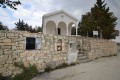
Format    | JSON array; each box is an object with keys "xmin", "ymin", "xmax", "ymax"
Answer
[{"xmin": 12, "ymin": 62, "xmax": 38, "ymax": 80}]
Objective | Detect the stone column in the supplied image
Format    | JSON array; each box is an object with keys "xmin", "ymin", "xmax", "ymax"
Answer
[
  {"xmin": 55, "ymin": 27, "xmax": 58, "ymax": 35},
  {"xmin": 76, "ymin": 26, "xmax": 78, "ymax": 36},
  {"xmin": 56, "ymin": 24, "xmax": 58, "ymax": 35},
  {"xmin": 67, "ymin": 26, "xmax": 69, "ymax": 36}
]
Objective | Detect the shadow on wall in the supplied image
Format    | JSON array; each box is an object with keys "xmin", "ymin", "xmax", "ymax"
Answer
[{"xmin": 117, "ymin": 43, "xmax": 120, "ymax": 53}]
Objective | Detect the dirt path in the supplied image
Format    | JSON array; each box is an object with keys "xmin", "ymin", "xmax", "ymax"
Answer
[{"xmin": 32, "ymin": 54, "xmax": 120, "ymax": 80}]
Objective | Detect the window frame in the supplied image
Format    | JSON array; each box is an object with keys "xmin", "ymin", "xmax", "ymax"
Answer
[{"xmin": 25, "ymin": 37, "xmax": 41, "ymax": 50}]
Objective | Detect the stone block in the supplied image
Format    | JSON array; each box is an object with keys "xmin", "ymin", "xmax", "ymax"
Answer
[
  {"xmin": 30, "ymin": 61, "xmax": 37, "ymax": 65},
  {"xmin": 1, "ymin": 43, "xmax": 16, "ymax": 46},
  {"xmin": 0, "ymin": 64, "xmax": 4, "ymax": 68},
  {"xmin": 37, "ymin": 59, "xmax": 44, "ymax": 64},
  {"xmin": 4, "ymin": 50, "xmax": 13, "ymax": 55},
  {"xmin": 12, "ymin": 38, "xmax": 24, "ymax": 42},
  {"xmin": 3, "ymin": 39, "xmax": 11, "ymax": 43},
  {"xmin": 53, "ymin": 57, "xmax": 59, "ymax": 61},
  {"xmin": 37, "ymin": 64, "xmax": 42, "ymax": 70},
  {"xmin": 0, "ymin": 33, "xmax": 6, "ymax": 37},
  {"xmin": 0, "ymin": 67, "xmax": 7, "ymax": 73},
  {"xmin": 23, "ymin": 61, "xmax": 29, "ymax": 67},
  {"xmin": 7, "ymin": 33, "xmax": 14, "ymax": 37},
  {"xmin": 12, "ymin": 46, "xmax": 17, "ymax": 50},
  {"xmin": 20, "ymin": 53, "xmax": 26, "ymax": 58},
  {"xmin": 41, "ymin": 63, "xmax": 47, "ymax": 69},
  {"xmin": 8, "ymin": 65, "xmax": 16, "ymax": 71},
  {"xmin": 42, "ymin": 40, "xmax": 45, "ymax": 43},
  {"xmin": 1, "ymin": 45, "xmax": 12, "ymax": 49},
  {"xmin": 18, "ymin": 46, "xmax": 24, "ymax": 50},
  {"xmin": 23, "ymin": 32, "xmax": 31, "ymax": 37},
  {"xmin": 0, "ymin": 55, "xmax": 8, "ymax": 61},
  {"xmin": 18, "ymin": 34, "xmax": 23, "ymax": 37},
  {"xmin": 0, "ymin": 51, "xmax": 3, "ymax": 56},
  {"xmin": 35, "ymin": 57, "xmax": 39, "ymax": 61},
  {"xmin": 0, "ymin": 60, "xmax": 5, "ymax": 65},
  {"xmin": 22, "ymin": 58, "xmax": 27, "ymax": 62},
  {"xmin": 16, "ymin": 50, "xmax": 24, "ymax": 53},
  {"xmin": 15, "ymin": 58, "xmax": 22, "ymax": 62},
  {"xmin": 2, "ymin": 71, "xmax": 12, "ymax": 76},
  {"xmin": 6, "ymin": 59, "xmax": 13, "ymax": 64},
  {"xmin": 46, "ymin": 61, "xmax": 57, "ymax": 68},
  {"xmin": 4, "ymin": 64, "xmax": 9, "ymax": 69},
  {"xmin": 27, "ymin": 57, "xmax": 34, "ymax": 61}
]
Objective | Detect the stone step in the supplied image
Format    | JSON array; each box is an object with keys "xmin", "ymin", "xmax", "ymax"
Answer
[
  {"xmin": 77, "ymin": 58, "xmax": 91, "ymax": 64},
  {"xmin": 77, "ymin": 56, "xmax": 88, "ymax": 60},
  {"xmin": 77, "ymin": 54, "xmax": 86, "ymax": 57},
  {"xmin": 78, "ymin": 51, "xmax": 86, "ymax": 54},
  {"xmin": 77, "ymin": 53, "xmax": 91, "ymax": 64}
]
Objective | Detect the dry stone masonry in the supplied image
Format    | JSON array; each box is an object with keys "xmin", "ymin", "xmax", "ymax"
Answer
[{"xmin": 0, "ymin": 31, "xmax": 118, "ymax": 76}]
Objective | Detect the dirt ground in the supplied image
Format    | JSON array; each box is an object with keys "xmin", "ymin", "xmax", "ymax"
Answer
[{"xmin": 32, "ymin": 54, "xmax": 120, "ymax": 80}]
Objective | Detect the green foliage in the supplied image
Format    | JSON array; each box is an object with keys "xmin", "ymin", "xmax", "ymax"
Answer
[
  {"xmin": 0, "ymin": 74, "xmax": 12, "ymax": 80},
  {"xmin": 15, "ymin": 19, "xmax": 42, "ymax": 33},
  {"xmin": 15, "ymin": 19, "xmax": 28, "ymax": 31},
  {"xmin": 0, "ymin": 0, "xmax": 21, "ymax": 10},
  {"xmin": 0, "ymin": 21, "xmax": 9, "ymax": 30},
  {"xmin": 78, "ymin": 0, "xmax": 118, "ymax": 39},
  {"xmin": 13, "ymin": 62, "xmax": 38, "ymax": 80}
]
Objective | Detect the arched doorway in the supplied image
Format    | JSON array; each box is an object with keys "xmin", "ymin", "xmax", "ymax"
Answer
[
  {"xmin": 68, "ymin": 22, "xmax": 76, "ymax": 35},
  {"xmin": 46, "ymin": 21, "xmax": 56, "ymax": 35},
  {"xmin": 58, "ymin": 22, "xmax": 67, "ymax": 35},
  {"xmin": 71, "ymin": 27, "xmax": 76, "ymax": 35}
]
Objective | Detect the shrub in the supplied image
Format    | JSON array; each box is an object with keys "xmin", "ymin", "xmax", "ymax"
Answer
[
  {"xmin": 0, "ymin": 74, "xmax": 11, "ymax": 80},
  {"xmin": 12, "ymin": 62, "xmax": 38, "ymax": 80},
  {"xmin": 0, "ymin": 74, "xmax": 5, "ymax": 80}
]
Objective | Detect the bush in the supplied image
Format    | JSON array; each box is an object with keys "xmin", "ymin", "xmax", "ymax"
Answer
[
  {"xmin": 12, "ymin": 62, "xmax": 38, "ymax": 80},
  {"xmin": 0, "ymin": 74, "xmax": 5, "ymax": 80},
  {"xmin": 0, "ymin": 74, "xmax": 11, "ymax": 80}
]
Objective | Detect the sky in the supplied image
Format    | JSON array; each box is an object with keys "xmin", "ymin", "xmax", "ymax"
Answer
[{"xmin": 0, "ymin": 0, "xmax": 120, "ymax": 42}]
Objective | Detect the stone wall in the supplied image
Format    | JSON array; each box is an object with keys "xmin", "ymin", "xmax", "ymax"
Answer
[
  {"xmin": 0, "ymin": 31, "xmax": 78, "ymax": 76},
  {"xmin": 117, "ymin": 46, "xmax": 120, "ymax": 53},
  {"xmin": 82, "ymin": 38, "xmax": 118, "ymax": 60},
  {"xmin": 0, "ymin": 31, "xmax": 118, "ymax": 76}
]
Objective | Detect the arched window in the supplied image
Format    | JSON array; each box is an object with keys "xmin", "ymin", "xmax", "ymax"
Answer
[
  {"xmin": 46, "ymin": 21, "xmax": 56, "ymax": 35},
  {"xmin": 58, "ymin": 22, "xmax": 67, "ymax": 35},
  {"xmin": 68, "ymin": 22, "xmax": 76, "ymax": 35}
]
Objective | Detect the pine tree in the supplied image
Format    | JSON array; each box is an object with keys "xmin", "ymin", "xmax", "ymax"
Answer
[
  {"xmin": 36, "ymin": 26, "xmax": 42, "ymax": 32},
  {"xmin": 15, "ymin": 19, "xmax": 26, "ymax": 31},
  {"xmin": 78, "ymin": 0, "xmax": 117, "ymax": 39},
  {"xmin": 0, "ymin": 21, "xmax": 9, "ymax": 30},
  {"xmin": 15, "ymin": 19, "xmax": 43, "ymax": 33}
]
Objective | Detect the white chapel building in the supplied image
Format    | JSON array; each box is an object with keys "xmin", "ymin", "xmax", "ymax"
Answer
[{"xmin": 42, "ymin": 10, "xmax": 79, "ymax": 36}]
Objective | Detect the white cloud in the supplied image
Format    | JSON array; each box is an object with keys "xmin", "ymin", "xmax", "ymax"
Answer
[
  {"xmin": 0, "ymin": 0, "xmax": 120, "ymax": 34},
  {"xmin": 73, "ymin": 9, "xmax": 83, "ymax": 19},
  {"xmin": 13, "ymin": 6, "xmax": 31, "ymax": 19},
  {"xmin": 25, "ymin": 11, "xmax": 45, "ymax": 27}
]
